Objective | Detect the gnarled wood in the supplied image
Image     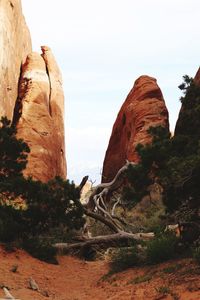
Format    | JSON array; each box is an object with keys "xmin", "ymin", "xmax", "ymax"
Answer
[
  {"xmin": 55, "ymin": 161, "xmax": 155, "ymax": 252},
  {"xmin": 58, "ymin": 161, "xmax": 155, "ymax": 252},
  {"xmin": 86, "ymin": 161, "xmax": 136, "ymax": 210},
  {"xmin": 53, "ymin": 232, "xmax": 154, "ymax": 252}
]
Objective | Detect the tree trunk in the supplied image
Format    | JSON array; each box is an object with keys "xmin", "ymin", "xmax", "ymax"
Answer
[{"xmin": 53, "ymin": 232, "xmax": 154, "ymax": 252}]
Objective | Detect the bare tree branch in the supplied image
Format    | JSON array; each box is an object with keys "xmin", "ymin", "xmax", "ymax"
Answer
[
  {"xmin": 86, "ymin": 161, "xmax": 136, "ymax": 209},
  {"xmin": 111, "ymin": 197, "xmax": 120, "ymax": 216},
  {"xmin": 83, "ymin": 207, "xmax": 120, "ymax": 233},
  {"xmin": 56, "ymin": 161, "xmax": 157, "ymax": 252}
]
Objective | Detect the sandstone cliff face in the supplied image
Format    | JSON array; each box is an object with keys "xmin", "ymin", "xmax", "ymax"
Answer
[
  {"xmin": 0, "ymin": 0, "xmax": 32, "ymax": 120},
  {"xmin": 15, "ymin": 47, "xmax": 67, "ymax": 182},
  {"xmin": 194, "ymin": 67, "xmax": 200, "ymax": 86},
  {"xmin": 102, "ymin": 75, "xmax": 169, "ymax": 182},
  {"xmin": 175, "ymin": 68, "xmax": 200, "ymax": 136},
  {"xmin": 0, "ymin": 0, "xmax": 66, "ymax": 182}
]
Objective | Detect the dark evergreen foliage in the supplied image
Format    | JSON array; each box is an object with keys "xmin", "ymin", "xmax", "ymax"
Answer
[
  {"xmin": 122, "ymin": 126, "xmax": 171, "ymax": 209},
  {"xmin": 0, "ymin": 117, "xmax": 84, "ymax": 262},
  {"xmin": 0, "ymin": 117, "xmax": 30, "ymax": 179},
  {"xmin": 123, "ymin": 75, "xmax": 200, "ymax": 222},
  {"xmin": 21, "ymin": 177, "xmax": 85, "ymax": 235},
  {"xmin": 146, "ymin": 233, "xmax": 178, "ymax": 264}
]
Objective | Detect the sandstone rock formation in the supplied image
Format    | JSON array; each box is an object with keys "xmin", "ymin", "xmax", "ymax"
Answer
[
  {"xmin": 15, "ymin": 47, "xmax": 67, "ymax": 182},
  {"xmin": 0, "ymin": 0, "xmax": 32, "ymax": 120},
  {"xmin": 0, "ymin": 0, "xmax": 66, "ymax": 182},
  {"xmin": 175, "ymin": 68, "xmax": 200, "ymax": 135},
  {"xmin": 194, "ymin": 67, "xmax": 200, "ymax": 86},
  {"xmin": 102, "ymin": 75, "xmax": 169, "ymax": 182}
]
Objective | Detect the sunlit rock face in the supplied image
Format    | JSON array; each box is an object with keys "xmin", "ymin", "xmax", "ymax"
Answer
[
  {"xmin": 102, "ymin": 75, "xmax": 169, "ymax": 182},
  {"xmin": 15, "ymin": 48, "xmax": 67, "ymax": 182},
  {"xmin": 0, "ymin": 0, "xmax": 67, "ymax": 182},
  {"xmin": 0, "ymin": 0, "xmax": 32, "ymax": 120}
]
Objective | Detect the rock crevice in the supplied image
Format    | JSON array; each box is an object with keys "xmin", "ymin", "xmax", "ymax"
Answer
[
  {"xmin": 15, "ymin": 49, "xmax": 66, "ymax": 182},
  {"xmin": 0, "ymin": 0, "xmax": 67, "ymax": 182}
]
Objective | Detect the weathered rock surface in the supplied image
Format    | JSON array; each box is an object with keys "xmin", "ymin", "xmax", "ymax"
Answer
[
  {"xmin": 0, "ymin": 0, "xmax": 32, "ymax": 120},
  {"xmin": 102, "ymin": 75, "xmax": 169, "ymax": 182},
  {"xmin": 194, "ymin": 67, "xmax": 200, "ymax": 86},
  {"xmin": 15, "ymin": 48, "xmax": 67, "ymax": 182},
  {"xmin": 0, "ymin": 0, "xmax": 66, "ymax": 182}
]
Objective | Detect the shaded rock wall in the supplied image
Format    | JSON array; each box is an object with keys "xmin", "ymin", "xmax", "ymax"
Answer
[
  {"xmin": 102, "ymin": 75, "xmax": 169, "ymax": 182},
  {"xmin": 194, "ymin": 67, "xmax": 200, "ymax": 86},
  {"xmin": 175, "ymin": 68, "xmax": 200, "ymax": 136}
]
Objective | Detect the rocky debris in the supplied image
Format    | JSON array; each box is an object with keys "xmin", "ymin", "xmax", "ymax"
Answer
[
  {"xmin": 15, "ymin": 48, "xmax": 66, "ymax": 182},
  {"xmin": 102, "ymin": 75, "xmax": 169, "ymax": 182},
  {"xmin": 0, "ymin": 0, "xmax": 32, "ymax": 120},
  {"xmin": 29, "ymin": 277, "xmax": 39, "ymax": 291}
]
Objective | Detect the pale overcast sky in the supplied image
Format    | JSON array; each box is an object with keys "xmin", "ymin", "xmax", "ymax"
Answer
[{"xmin": 21, "ymin": 0, "xmax": 200, "ymax": 183}]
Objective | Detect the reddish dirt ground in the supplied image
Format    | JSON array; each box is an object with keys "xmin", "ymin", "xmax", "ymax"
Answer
[{"xmin": 0, "ymin": 246, "xmax": 199, "ymax": 300}]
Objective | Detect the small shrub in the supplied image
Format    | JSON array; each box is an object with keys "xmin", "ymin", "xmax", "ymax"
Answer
[
  {"xmin": 130, "ymin": 274, "xmax": 152, "ymax": 284},
  {"xmin": 100, "ymin": 273, "xmax": 117, "ymax": 282},
  {"xmin": 22, "ymin": 236, "xmax": 58, "ymax": 264},
  {"xmin": 0, "ymin": 205, "xmax": 23, "ymax": 242},
  {"xmin": 109, "ymin": 246, "xmax": 139, "ymax": 273},
  {"xmin": 192, "ymin": 246, "xmax": 200, "ymax": 264},
  {"xmin": 162, "ymin": 263, "xmax": 183, "ymax": 274},
  {"xmin": 146, "ymin": 233, "xmax": 178, "ymax": 264},
  {"xmin": 171, "ymin": 293, "xmax": 180, "ymax": 300},
  {"xmin": 156, "ymin": 285, "xmax": 170, "ymax": 295}
]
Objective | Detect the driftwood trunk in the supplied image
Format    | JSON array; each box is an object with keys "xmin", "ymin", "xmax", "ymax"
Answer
[
  {"xmin": 53, "ymin": 232, "xmax": 154, "ymax": 252},
  {"xmin": 53, "ymin": 161, "xmax": 156, "ymax": 252}
]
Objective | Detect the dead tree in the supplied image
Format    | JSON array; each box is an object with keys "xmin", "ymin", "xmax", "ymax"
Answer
[{"xmin": 54, "ymin": 161, "xmax": 155, "ymax": 252}]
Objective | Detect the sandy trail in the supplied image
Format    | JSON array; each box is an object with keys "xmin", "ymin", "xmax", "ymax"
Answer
[{"xmin": 0, "ymin": 246, "xmax": 199, "ymax": 300}]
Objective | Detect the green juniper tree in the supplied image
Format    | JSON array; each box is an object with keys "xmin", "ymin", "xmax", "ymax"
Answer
[
  {"xmin": 0, "ymin": 116, "xmax": 84, "ymax": 261},
  {"xmin": 0, "ymin": 117, "xmax": 30, "ymax": 180},
  {"xmin": 123, "ymin": 75, "xmax": 200, "ymax": 223}
]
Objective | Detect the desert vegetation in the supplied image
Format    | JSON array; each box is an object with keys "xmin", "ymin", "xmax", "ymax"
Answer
[
  {"xmin": 0, "ymin": 117, "xmax": 85, "ymax": 262},
  {"xmin": 0, "ymin": 75, "xmax": 199, "ymax": 276}
]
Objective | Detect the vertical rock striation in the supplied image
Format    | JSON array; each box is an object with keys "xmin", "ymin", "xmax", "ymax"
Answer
[
  {"xmin": 0, "ymin": 0, "xmax": 32, "ymax": 120},
  {"xmin": 102, "ymin": 75, "xmax": 169, "ymax": 182},
  {"xmin": 0, "ymin": 0, "xmax": 67, "ymax": 182},
  {"xmin": 15, "ymin": 48, "xmax": 67, "ymax": 182},
  {"xmin": 41, "ymin": 46, "xmax": 66, "ymax": 178}
]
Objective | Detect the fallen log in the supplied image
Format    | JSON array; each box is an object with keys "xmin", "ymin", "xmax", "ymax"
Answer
[
  {"xmin": 53, "ymin": 231, "xmax": 154, "ymax": 252},
  {"xmin": 55, "ymin": 161, "xmax": 156, "ymax": 254}
]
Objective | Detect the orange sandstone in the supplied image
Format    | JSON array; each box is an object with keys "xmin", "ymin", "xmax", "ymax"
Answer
[
  {"xmin": 16, "ymin": 48, "xmax": 66, "ymax": 182},
  {"xmin": 102, "ymin": 75, "xmax": 169, "ymax": 182}
]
